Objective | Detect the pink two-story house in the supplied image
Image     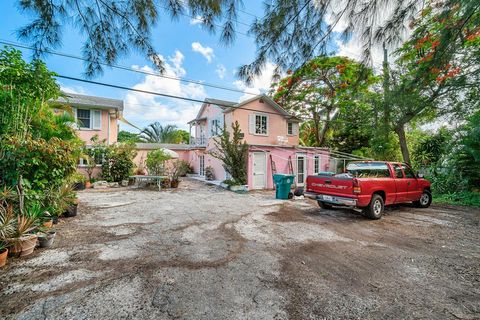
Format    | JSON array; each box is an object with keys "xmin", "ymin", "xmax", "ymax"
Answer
[
  {"xmin": 54, "ymin": 92, "xmax": 124, "ymax": 178},
  {"xmin": 187, "ymin": 95, "xmax": 330, "ymax": 190}
]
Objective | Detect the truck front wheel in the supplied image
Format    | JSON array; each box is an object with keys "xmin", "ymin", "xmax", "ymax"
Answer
[
  {"xmin": 363, "ymin": 194, "xmax": 384, "ymax": 219},
  {"xmin": 318, "ymin": 201, "xmax": 333, "ymax": 210},
  {"xmin": 413, "ymin": 190, "xmax": 432, "ymax": 208}
]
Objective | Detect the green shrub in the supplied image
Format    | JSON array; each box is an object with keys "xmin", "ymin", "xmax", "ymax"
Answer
[
  {"xmin": 101, "ymin": 143, "xmax": 137, "ymax": 182},
  {"xmin": 433, "ymin": 192, "xmax": 480, "ymax": 207},
  {"xmin": 0, "ymin": 135, "xmax": 81, "ymax": 190},
  {"xmin": 146, "ymin": 149, "xmax": 171, "ymax": 175}
]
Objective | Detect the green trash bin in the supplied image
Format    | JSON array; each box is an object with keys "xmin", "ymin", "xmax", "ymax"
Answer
[{"xmin": 273, "ymin": 174, "xmax": 295, "ymax": 199}]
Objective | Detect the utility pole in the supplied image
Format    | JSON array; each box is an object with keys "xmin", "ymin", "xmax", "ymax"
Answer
[{"xmin": 382, "ymin": 42, "xmax": 390, "ymax": 140}]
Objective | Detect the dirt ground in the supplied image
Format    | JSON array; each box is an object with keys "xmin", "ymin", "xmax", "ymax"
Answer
[{"xmin": 1, "ymin": 178, "xmax": 479, "ymax": 319}]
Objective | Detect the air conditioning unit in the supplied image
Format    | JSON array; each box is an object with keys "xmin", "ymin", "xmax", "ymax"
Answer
[{"xmin": 277, "ymin": 136, "xmax": 288, "ymax": 145}]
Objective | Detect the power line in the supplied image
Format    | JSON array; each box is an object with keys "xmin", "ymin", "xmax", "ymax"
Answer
[
  {"xmin": 0, "ymin": 40, "xmax": 259, "ymax": 96},
  {"xmin": 54, "ymin": 74, "xmax": 309, "ymax": 119}
]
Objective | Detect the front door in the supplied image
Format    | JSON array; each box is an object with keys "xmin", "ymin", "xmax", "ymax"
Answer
[
  {"xmin": 199, "ymin": 155, "xmax": 205, "ymax": 176},
  {"xmin": 296, "ymin": 154, "xmax": 307, "ymax": 186},
  {"xmin": 392, "ymin": 163, "xmax": 409, "ymax": 203},
  {"xmin": 402, "ymin": 164, "xmax": 421, "ymax": 201},
  {"xmin": 252, "ymin": 152, "xmax": 266, "ymax": 189}
]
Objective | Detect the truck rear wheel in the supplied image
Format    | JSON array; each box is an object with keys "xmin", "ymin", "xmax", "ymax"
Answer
[
  {"xmin": 318, "ymin": 201, "xmax": 333, "ymax": 210},
  {"xmin": 363, "ymin": 194, "xmax": 384, "ymax": 219}
]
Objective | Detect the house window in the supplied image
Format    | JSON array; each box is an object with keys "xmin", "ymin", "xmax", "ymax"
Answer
[
  {"xmin": 211, "ymin": 119, "xmax": 220, "ymax": 136},
  {"xmin": 75, "ymin": 108, "xmax": 101, "ymax": 130},
  {"xmin": 314, "ymin": 155, "xmax": 320, "ymax": 174},
  {"xmin": 287, "ymin": 122, "xmax": 293, "ymax": 135},
  {"xmin": 255, "ymin": 114, "xmax": 268, "ymax": 135},
  {"xmin": 77, "ymin": 109, "xmax": 91, "ymax": 128}
]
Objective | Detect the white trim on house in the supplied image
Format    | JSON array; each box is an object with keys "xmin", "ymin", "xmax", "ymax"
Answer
[
  {"xmin": 252, "ymin": 152, "xmax": 267, "ymax": 189},
  {"xmin": 295, "ymin": 153, "xmax": 307, "ymax": 187}
]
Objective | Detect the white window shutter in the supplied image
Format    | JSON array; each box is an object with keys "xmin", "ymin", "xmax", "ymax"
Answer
[
  {"xmin": 265, "ymin": 115, "xmax": 269, "ymax": 135},
  {"xmin": 92, "ymin": 110, "xmax": 101, "ymax": 129},
  {"xmin": 72, "ymin": 108, "xmax": 79, "ymax": 129},
  {"xmin": 248, "ymin": 114, "xmax": 255, "ymax": 134},
  {"xmin": 293, "ymin": 123, "xmax": 299, "ymax": 135}
]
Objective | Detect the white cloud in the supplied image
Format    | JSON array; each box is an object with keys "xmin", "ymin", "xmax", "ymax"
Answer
[
  {"xmin": 60, "ymin": 84, "xmax": 86, "ymax": 95},
  {"xmin": 189, "ymin": 15, "xmax": 204, "ymax": 25},
  {"xmin": 191, "ymin": 42, "xmax": 215, "ymax": 63},
  {"xmin": 233, "ymin": 62, "xmax": 277, "ymax": 102},
  {"xmin": 215, "ymin": 64, "xmax": 226, "ymax": 79},
  {"xmin": 122, "ymin": 50, "xmax": 206, "ymax": 131}
]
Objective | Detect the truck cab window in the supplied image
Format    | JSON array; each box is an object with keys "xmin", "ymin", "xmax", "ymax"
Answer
[
  {"xmin": 401, "ymin": 164, "xmax": 416, "ymax": 178},
  {"xmin": 346, "ymin": 162, "xmax": 390, "ymax": 178},
  {"xmin": 392, "ymin": 164, "xmax": 404, "ymax": 178}
]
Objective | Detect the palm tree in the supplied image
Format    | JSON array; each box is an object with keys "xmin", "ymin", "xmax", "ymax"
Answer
[{"xmin": 139, "ymin": 122, "xmax": 180, "ymax": 143}]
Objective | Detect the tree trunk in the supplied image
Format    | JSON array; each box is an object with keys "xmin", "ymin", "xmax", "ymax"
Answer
[
  {"xmin": 395, "ymin": 125, "xmax": 411, "ymax": 164},
  {"xmin": 313, "ymin": 113, "xmax": 321, "ymax": 147}
]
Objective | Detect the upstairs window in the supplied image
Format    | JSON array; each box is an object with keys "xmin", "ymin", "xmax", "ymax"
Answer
[
  {"xmin": 287, "ymin": 122, "xmax": 293, "ymax": 135},
  {"xmin": 255, "ymin": 114, "xmax": 268, "ymax": 135},
  {"xmin": 77, "ymin": 109, "xmax": 91, "ymax": 129},
  {"xmin": 211, "ymin": 119, "xmax": 221, "ymax": 136},
  {"xmin": 76, "ymin": 108, "xmax": 101, "ymax": 130}
]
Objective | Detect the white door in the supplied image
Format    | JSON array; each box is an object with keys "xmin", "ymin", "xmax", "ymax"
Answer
[
  {"xmin": 296, "ymin": 154, "xmax": 307, "ymax": 186},
  {"xmin": 252, "ymin": 152, "xmax": 267, "ymax": 189},
  {"xmin": 199, "ymin": 155, "xmax": 205, "ymax": 176}
]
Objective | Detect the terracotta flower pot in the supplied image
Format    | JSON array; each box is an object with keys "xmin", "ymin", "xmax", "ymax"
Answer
[
  {"xmin": 0, "ymin": 249, "xmax": 8, "ymax": 267},
  {"xmin": 8, "ymin": 234, "xmax": 38, "ymax": 257},
  {"xmin": 43, "ymin": 220, "xmax": 53, "ymax": 228},
  {"xmin": 85, "ymin": 181, "xmax": 92, "ymax": 189},
  {"xmin": 170, "ymin": 179, "xmax": 179, "ymax": 188}
]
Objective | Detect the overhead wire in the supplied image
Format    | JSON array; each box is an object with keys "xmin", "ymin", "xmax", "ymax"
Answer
[{"xmin": 0, "ymin": 40, "xmax": 259, "ymax": 96}]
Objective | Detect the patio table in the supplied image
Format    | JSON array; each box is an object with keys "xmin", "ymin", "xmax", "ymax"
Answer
[{"xmin": 129, "ymin": 175, "xmax": 168, "ymax": 191}]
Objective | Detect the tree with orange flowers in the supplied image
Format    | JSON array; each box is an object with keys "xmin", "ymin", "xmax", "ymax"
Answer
[
  {"xmin": 386, "ymin": 1, "xmax": 480, "ymax": 164},
  {"xmin": 271, "ymin": 56, "xmax": 377, "ymax": 147}
]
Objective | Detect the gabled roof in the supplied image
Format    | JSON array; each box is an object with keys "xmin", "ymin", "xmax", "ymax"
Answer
[
  {"xmin": 188, "ymin": 94, "xmax": 301, "ymax": 123},
  {"xmin": 189, "ymin": 98, "xmax": 236, "ymax": 123},
  {"xmin": 53, "ymin": 92, "xmax": 124, "ymax": 111}
]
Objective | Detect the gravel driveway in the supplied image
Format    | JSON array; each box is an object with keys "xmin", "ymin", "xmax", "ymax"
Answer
[{"xmin": 1, "ymin": 179, "xmax": 479, "ymax": 319}]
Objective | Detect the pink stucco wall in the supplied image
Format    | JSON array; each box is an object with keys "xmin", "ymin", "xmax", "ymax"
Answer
[
  {"xmin": 134, "ymin": 149, "xmax": 191, "ymax": 174},
  {"xmin": 247, "ymin": 146, "xmax": 331, "ymax": 189},
  {"xmin": 76, "ymin": 110, "xmax": 118, "ymax": 145},
  {"xmin": 228, "ymin": 99, "xmax": 300, "ymax": 146}
]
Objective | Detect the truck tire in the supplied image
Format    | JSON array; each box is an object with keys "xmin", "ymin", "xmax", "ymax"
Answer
[
  {"xmin": 318, "ymin": 201, "xmax": 333, "ymax": 210},
  {"xmin": 413, "ymin": 190, "xmax": 432, "ymax": 208},
  {"xmin": 363, "ymin": 194, "xmax": 384, "ymax": 219}
]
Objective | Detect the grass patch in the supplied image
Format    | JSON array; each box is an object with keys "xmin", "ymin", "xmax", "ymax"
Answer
[{"xmin": 433, "ymin": 191, "xmax": 480, "ymax": 207}]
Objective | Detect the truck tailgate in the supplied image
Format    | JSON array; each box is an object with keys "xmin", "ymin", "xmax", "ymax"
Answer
[{"xmin": 305, "ymin": 175, "xmax": 354, "ymax": 197}]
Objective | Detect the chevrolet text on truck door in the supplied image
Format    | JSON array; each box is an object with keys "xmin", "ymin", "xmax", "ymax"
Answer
[{"xmin": 304, "ymin": 161, "xmax": 432, "ymax": 219}]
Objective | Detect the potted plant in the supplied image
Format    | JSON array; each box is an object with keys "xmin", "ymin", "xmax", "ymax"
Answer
[
  {"xmin": 0, "ymin": 242, "xmax": 7, "ymax": 267},
  {"xmin": 37, "ymin": 230, "xmax": 56, "ymax": 248},
  {"xmin": 7, "ymin": 203, "xmax": 42, "ymax": 257},
  {"xmin": 42, "ymin": 211, "xmax": 53, "ymax": 228},
  {"xmin": 0, "ymin": 205, "xmax": 15, "ymax": 267},
  {"xmin": 72, "ymin": 173, "xmax": 86, "ymax": 191},
  {"xmin": 168, "ymin": 160, "xmax": 190, "ymax": 188},
  {"xmin": 205, "ymin": 166, "xmax": 215, "ymax": 181}
]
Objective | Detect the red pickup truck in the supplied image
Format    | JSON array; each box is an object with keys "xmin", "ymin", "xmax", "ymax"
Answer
[{"xmin": 304, "ymin": 161, "xmax": 432, "ymax": 219}]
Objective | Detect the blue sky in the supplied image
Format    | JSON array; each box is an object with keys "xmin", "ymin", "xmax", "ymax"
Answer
[
  {"xmin": 0, "ymin": 1, "xmax": 277, "ymax": 132},
  {"xmin": 0, "ymin": 2, "xmax": 380, "ymax": 132}
]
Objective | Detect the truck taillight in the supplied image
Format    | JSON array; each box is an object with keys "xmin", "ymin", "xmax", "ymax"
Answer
[{"xmin": 353, "ymin": 178, "xmax": 361, "ymax": 194}]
